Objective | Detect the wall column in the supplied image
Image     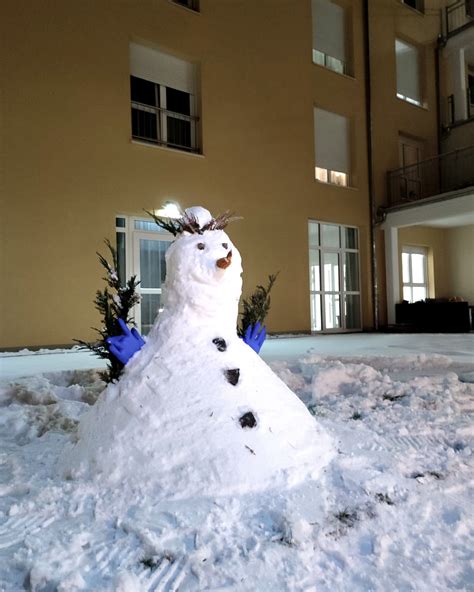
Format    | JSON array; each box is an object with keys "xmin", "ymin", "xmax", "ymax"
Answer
[{"xmin": 384, "ymin": 225, "xmax": 400, "ymax": 325}]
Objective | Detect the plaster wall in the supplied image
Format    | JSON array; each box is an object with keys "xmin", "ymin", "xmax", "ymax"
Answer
[
  {"xmin": 446, "ymin": 224, "xmax": 474, "ymax": 302},
  {"xmin": 1, "ymin": 0, "xmax": 372, "ymax": 348},
  {"xmin": 369, "ymin": 0, "xmax": 442, "ymax": 324}
]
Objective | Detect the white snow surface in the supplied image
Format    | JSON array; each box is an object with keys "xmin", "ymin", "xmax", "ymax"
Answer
[
  {"xmin": 59, "ymin": 226, "xmax": 334, "ymax": 496},
  {"xmin": 0, "ymin": 333, "xmax": 473, "ymax": 590}
]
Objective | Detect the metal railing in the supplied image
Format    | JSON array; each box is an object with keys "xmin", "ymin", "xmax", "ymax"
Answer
[
  {"xmin": 131, "ymin": 101, "xmax": 200, "ymax": 153},
  {"xmin": 387, "ymin": 145, "xmax": 474, "ymax": 206},
  {"xmin": 445, "ymin": 89, "xmax": 473, "ymax": 125},
  {"xmin": 446, "ymin": 0, "xmax": 474, "ymax": 36}
]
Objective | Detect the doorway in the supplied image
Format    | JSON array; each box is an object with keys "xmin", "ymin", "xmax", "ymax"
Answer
[
  {"xmin": 116, "ymin": 216, "xmax": 173, "ymax": 335},
  {"xmin": 308, "ymin": 221, "xmax": 362, "ymax": 332}
]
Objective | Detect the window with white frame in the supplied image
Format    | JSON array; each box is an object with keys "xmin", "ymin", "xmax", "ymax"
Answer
[
  {"xmin": 311, "ymin": 0, "xmax": 350, "ymax": 76},
  {"xmin": 129, "ymin": 43, "xmax": 200, "ymax": 152},
  {"xmin": 395, "ymin": 39, "xmax": 422, "ymax": 106},
  {"xmin": 314, "ymin": 107, "xmax": 350, "ymax": 186},
  {"xmin": 402, "ymin": 245, "xmax": 428, "ymax": 303}
]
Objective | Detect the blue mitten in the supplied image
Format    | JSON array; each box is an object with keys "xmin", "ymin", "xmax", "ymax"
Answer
[
  {"xmin": 242, "ymin": 321, "xmax": 267, "ymax": 354},
  {"xmin": 106, "ymin": 318, "xmax": 145, "ymax": 365}
]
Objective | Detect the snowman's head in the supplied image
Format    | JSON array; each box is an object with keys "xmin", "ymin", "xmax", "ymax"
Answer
[{"xmin": 160, "ymin": 207, "xmax": 243, "ymax": 323}]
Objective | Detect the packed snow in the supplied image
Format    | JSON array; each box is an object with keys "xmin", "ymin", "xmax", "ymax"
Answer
[{"xmin": 0, "ymin": 334, "xmax": 473, "ymax": 591}]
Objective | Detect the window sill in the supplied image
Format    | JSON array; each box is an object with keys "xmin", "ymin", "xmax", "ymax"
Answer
[
  {"xmin": 131, "ymin": 139, "xmax": 205, "ymax": 158},
  {"xmin": 396, "ymin": 96, "xmax": 428, "ymax": 111},
  {"xmin": 311, "ymin": 61, "xmax": 355, "ymax": 81},
  {"xmin": 314, "ymin": 179, "xmax": 358, "ymax": 192}
]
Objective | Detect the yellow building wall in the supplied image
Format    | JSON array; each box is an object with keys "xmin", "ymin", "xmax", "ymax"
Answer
[
  {"xmin": 445, "ymin": 225, "xmax": 474, "ymax": 303},
  {"xmin": 369, "ymin": 0, "xmax": 442, "ymax": 324},
  {"xmin": 1, "ymin": 0, "xmax": 372, "ymax": 348}
]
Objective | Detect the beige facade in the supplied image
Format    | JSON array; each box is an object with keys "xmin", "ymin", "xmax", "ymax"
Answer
[{"xmin": 1, "ymin": 0, "xmax": 471, "ymax": 349}]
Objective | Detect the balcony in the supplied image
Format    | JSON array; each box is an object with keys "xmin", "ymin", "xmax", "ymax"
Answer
[
  {"xmin": 446, "ymin": 0, "xmax": 474, "ymax": 37},
  {"xmin": 386, "ymin": 145, "xmax": 474, "ymax": 207}
]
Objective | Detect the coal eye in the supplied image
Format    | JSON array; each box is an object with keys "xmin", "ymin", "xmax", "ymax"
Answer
[
  {"xmin": 222, "ymin": 243, "xmax": 228, "ymax": 249},
  {"xmin": 197, "ymin": 243, "xmax": 205, "ymax": 250}
]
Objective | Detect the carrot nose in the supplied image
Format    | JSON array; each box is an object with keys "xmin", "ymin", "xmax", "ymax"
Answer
[{"xmin": 216, "ymin": 250, "xmax": 232, "ymax": 269}]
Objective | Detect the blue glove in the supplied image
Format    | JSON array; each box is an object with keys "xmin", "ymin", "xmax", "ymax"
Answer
[
  {"xmin": 242, "ymin": 322, "xmax": 267, "ymax": 354},
  {"xmin": 106, "ymin": 318, "xmax": 145, "ymax": 365}
]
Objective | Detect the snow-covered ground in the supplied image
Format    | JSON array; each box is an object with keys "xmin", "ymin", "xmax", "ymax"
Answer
[{"xmin": 0, "ymin": 333, "xmax": 473, "ymax": 591}]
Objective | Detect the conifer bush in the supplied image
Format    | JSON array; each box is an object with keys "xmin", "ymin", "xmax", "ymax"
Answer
[{"xmin": 75, "ymin": 240, "xmax": 140, "ymax": 383}]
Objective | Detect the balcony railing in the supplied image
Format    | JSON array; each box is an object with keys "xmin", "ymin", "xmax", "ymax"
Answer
[
  {"xmin": 387, "ymin": 145, "xmax": 474, "ymax": 207},
  {"xmin": 446, "ymin": 0, "xmax": 474, "ymax": 36},
  {"xmin": 446, "ymin": 89, "xmax": 474, "ymax": 125}
]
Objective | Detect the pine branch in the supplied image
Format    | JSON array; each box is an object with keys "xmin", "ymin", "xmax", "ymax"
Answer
[
  {"xmin": 145, "ymin": 209, "xmax": 241, "ymax": 235},
  {"xmin": 74, "ymin": 240, "xmax": 140, "ymax": 383},
  {"xmin": 238, "ymin": 273, "xmax": 279, "ymax": 337}
]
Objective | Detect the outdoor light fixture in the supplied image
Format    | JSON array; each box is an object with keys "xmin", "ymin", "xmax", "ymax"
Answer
[{"xmin": 154, "ymin": 201, "xmax": 182, "ymax": 219}]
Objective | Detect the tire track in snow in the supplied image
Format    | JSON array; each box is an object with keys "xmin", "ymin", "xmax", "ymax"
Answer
[
  {"xmin": 0, "ymin": 513, "xmax": 57, "ymax": 549},
  {"xmin": 139, "ymin": 556, "xmax": 190, "ymax": 592}
]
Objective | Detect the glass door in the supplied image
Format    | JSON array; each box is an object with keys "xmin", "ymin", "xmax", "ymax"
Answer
[
  {"xmin": 132, "ymin": 228, "xmax": 172, "ymax": 335},
  {"xmin": 309, "ymin": 221, "xmax": 361, "ymax": 332}
]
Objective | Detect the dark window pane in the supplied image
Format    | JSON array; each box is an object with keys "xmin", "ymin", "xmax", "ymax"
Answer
[
  {"xmin": 130, "ymin": 76, "xmax": 157, "ymax": 106},
  {"xmin": 172, "ymin": 0, "xmax": 199, "ymax": 10},
  {"xmin": 166, "ymin": 87, "xmax": 190, "ymax": 115},
  {"xmin": 167, "ymin": 117, "xmax": 191, "ymax": 149},
  {"xmin": 345, "ymin": 294, "xmax": 361, "ymax": 329},
  {"xmin": 132, "ymin": 108, "xmax": 158, "ymax": 141},
  {"xmin": 141, "ymin": 294, "xmax": 161, "ymax": 336},
  {"xmin": 116, "ymin": 217, "xmax": 126, "ymax": 228},
  {"xmin": 344, "ymin": 227, "xmax": 358, "ymax": 249},
  {"xmin": 116, "ymin": 232, "xmax": 126, "ymax": 287}
]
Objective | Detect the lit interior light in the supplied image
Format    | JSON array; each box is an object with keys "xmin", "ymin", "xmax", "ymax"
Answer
[
  {"xmin": 154, "ymin": 201, "xmax": 182, "ymax": 219},
  {"xmin": 315, "ymin": 167, "xmax": 328, "ymax": 182}
]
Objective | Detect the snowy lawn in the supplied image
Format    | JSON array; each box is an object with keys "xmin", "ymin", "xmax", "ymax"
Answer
[{"xmin": 0, "ymin": 333, "xmax": 473, "ymax": 591}]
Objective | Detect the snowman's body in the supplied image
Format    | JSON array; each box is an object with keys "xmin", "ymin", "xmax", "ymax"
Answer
[{"xmin": 61, "ymin": 209, "xmax": 334, "ymax": 497}]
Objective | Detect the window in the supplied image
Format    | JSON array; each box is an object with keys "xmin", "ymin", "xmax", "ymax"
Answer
[
  {"xmin": 396, "ymin": 39, "xmax": 422, "ymax": 106},
  {"xmin": 311, "ymin": 0, "xmax": 350, "ymax": 76},
  {"xmin": 401, "ymin": 0, "xmax": 424, "ymax": 13},
  {"xmin": 309, "ymin": 221, "xmax": 361, "ymax": 332},
  {"xmin": 129, "ymin": 43, "xmax": 199, "ymax": 152},
  {"xmin": 314, "ymin": 107, "xmax": 350, "ymax": 186},
  {"xmin": 172, "ymin": 0, "xmax": 199, "ymax": 11},
  {"xmin": 402, "ymin": 246, "xmax": 428, "ymax": 303}
]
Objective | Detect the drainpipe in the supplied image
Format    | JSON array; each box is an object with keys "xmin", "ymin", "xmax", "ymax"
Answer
[{"xmin": 362, "ymin": 0, "xmax": 379, "ymax": 331}]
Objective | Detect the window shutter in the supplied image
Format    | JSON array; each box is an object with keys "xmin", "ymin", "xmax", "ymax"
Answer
[
  {"xmin": 312, "ymin": 0, "xmax": 346, "ymax": 62},
  {"xmin": 130, "ymin": 43, "xmax": 196, "ymax": 94},
  {"xmin": 314, "ymin": 107, "xmax": 350, "ymax": 173},
  {"xmin": 395, "ymin": 40, "xmax": 421, "ymax": 103}
]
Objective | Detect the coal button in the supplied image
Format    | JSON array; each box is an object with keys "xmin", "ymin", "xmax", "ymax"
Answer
[{"xmin": 224, "ymin": 368, "xmax": 240, "ymax": 385}]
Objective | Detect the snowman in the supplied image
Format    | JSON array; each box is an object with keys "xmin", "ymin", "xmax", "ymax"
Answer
[{"xmin": 60, "ymin": 207, "xmax": 334, "ymax": 498}]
